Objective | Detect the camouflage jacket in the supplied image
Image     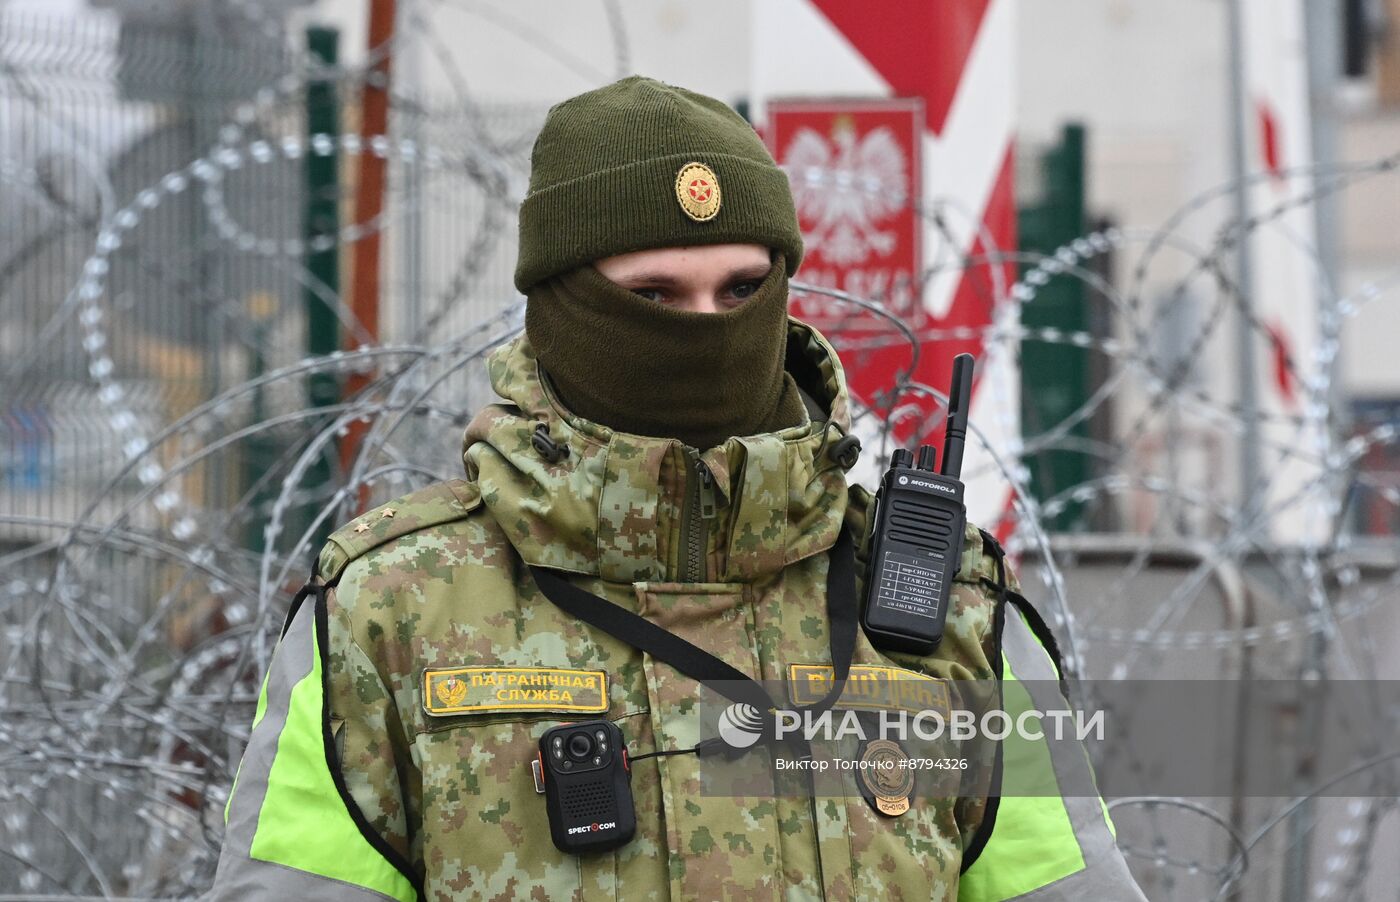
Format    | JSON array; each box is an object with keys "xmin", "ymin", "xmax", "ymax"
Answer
[{"xmin": 210, "ymin": 318, "xmax": 1145, "ymax": 902}]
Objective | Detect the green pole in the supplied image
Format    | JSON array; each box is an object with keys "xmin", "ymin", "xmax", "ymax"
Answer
[
  {"xmin": 303, "ymin": 25, "xmax": 341, "ymax": 550},
  {"xmin": 1018, "ymin": 124, "xmax": 1091, "ymax": 531}
]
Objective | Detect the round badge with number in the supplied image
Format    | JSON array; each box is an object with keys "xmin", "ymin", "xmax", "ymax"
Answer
[
  {"xmin": 856, "ymin": 738, "xmax": 915, "ymax": 817},
  {"xmin": 675, "ymin": 162, "xmax": 722, "ymax": 221}
]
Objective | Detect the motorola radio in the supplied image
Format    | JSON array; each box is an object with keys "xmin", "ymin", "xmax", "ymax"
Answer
[
  {"xmin": 860, "ymin": 353, "xmax": 975, "ymax": 655},
  {"xmin": 534, "ymin": 719, "xmax": 636, "ymax": 854}
]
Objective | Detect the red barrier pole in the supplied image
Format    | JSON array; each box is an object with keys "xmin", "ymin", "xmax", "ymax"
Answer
[{"xmin": 342, "ymin": 0, "xmax": 395, "ymax": 509}]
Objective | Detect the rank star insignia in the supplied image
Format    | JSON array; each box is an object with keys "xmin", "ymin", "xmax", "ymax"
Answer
[
  {"xmin": 353, "ymin": 522, "xmax": 371, "ymax": 534},
  {"xmin": 380, "ymin": 508, "xmax": 396, "ymax": 519},
  {"xmin": 675, "ymin": 162, "xmax": 721, "ymax": 221},
  {"xmin": 856, "ymin": 738, "xmax": 915, "ymax": 817}
]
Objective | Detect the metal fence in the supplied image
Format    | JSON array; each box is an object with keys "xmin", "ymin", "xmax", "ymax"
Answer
[
  {"xmin": 2, "ymin": 5, "xmax": 1399, "ymax": 900},
  {"xmin": 0, "ymin": 10, "xmax": 542, "ymax": 895}
]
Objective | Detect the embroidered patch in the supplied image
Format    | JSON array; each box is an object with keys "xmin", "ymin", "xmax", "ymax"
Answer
[
  {"xmin": 675, "ymin": 161, "xmax": 722, "ymax": 221},
  {"xmin": 422, "ymin": 666, "xmax": 609, "ymax": 716},
  {"xmin": 786, "ymin": 663, "xmax": 949, "ymax": 713}
]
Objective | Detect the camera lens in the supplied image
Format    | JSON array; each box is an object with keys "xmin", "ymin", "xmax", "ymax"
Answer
[{"xmin": 566, "ymin": 732, "xmax": 594, "ymax": 760}]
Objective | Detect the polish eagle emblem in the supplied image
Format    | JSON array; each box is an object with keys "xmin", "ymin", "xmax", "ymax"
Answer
[{"xmin": 780, "ymin": 118, "xmax": 910, "ymax": 266}]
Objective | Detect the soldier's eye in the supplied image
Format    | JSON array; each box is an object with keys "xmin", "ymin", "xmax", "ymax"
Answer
[
  {"xmin": 729, "ymin": 280, "xmax": 761, "ymax": 301},
  {"xmin": 632, "ymin": 288, "xmax": 666, "ymax": 303}
]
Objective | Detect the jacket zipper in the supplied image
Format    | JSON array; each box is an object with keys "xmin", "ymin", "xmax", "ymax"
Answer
[{"xmin": 679, "ymin": 448, "xmax": 716, "ymax": 582}]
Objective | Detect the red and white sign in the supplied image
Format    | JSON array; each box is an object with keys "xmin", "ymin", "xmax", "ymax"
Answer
[
  {"xmin": 753, "ymin": 0, "xmax": 1018, "ymax": 530},
  {"xmin": 767, "ymin": 99, "xmax": 923, "ymax": 326},
  {"xmin": 1241, "ymin": 0, "xmax": 1325, "ymax": 543}
]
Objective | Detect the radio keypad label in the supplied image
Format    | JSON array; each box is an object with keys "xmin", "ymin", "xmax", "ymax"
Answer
[{"xmin": 874, "ymin": 551, "xmax": 944, "ymax": 620}]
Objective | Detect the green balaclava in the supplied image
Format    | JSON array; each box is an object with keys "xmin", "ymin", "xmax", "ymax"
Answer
[{"xmin": 516, "ymin": 76, "xmax": 809, "ymax": 451}]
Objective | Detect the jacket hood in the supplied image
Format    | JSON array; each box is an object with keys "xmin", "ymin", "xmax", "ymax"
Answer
[{"xmin": 461, "ymin": 317, "xmax": 858, "ymax": 583}]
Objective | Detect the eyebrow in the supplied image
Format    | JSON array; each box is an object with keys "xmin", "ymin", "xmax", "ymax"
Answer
[{"xmin": 614, "ymin": 264, "xmax": 772, "ymax": 286}]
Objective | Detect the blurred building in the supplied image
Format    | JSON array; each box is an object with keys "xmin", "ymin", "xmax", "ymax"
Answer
[
  {"xmin": 2, "ymin": 1, "xmax": 1397, "ymax": 898},
  {"xmin": 292, "ymin": 0, "xmax": 1400, "ymax": 541}
]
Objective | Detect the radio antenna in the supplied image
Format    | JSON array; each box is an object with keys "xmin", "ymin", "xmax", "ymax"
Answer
[{"xmin": 939, "ymin": 353, "xmax": 975, "ymax": 479}]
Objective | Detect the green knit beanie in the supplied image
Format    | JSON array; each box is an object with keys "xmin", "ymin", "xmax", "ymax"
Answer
[{"xmin": 514, "ymin": 75, "xmax": 804, "ymax": 293}]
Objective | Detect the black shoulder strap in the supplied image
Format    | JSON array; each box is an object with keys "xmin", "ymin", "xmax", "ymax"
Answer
[
  {"xmin": 528, "ymin": 525, "xmax": 859, "ymax": 725},
  {"xmin": 962, "ymin": 527, "xmax": 1073, "ymax": 873},
  {"xmin": 976, "ymin": 527, "xmax": 1068, "ymax": 687}
]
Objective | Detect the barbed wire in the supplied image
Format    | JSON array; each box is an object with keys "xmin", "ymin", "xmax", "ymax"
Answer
[{"xmin": 1, "ymin": 3, "xmax": 1398, "ymax": 899}]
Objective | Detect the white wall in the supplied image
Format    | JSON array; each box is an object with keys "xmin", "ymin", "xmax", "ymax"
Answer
[
  {"xmin": 303, "ymin": 0, "xmax": 752, "ymax": 108},
  {"xmin": 1339, "ymin": 114, "xmax": 1400, "ymax": 398},
  {"xmin": 1017, "ymin": 0, "xmax": 1233, "ymax": 228},
  {"xmin": 1017, "ymin": 0, "xmax": 1400, "ymax": 404}
]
